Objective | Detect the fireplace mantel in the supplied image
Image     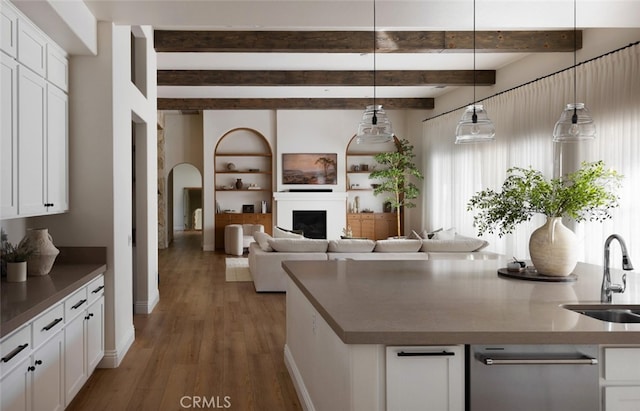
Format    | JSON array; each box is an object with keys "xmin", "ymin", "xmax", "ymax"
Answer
[{"xmin": 273, "ymin": 191, "xmax": 347, "ymax": 239}]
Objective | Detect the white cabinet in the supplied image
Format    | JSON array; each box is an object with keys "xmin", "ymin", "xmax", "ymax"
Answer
[
  {"xmin": 0, "ymin": 1, "xmax": 18, "ymax": 58},
  {"xmin": 0, "ymin": 0, "xmax": 69, "ymax": 220},
  {"xmin": 1, "ymin": 54, "xmax": 18, "ymax": 218},
  {"xmin": 1, "ymin": 305, "xmax": 65, "ymax": 411},
  {"xmin": 602, "ymin": 346, "xmax": 640, "ymax": 411},
  {"xmin": 64, "ymin": 276, "xmax": 105, "ymax": 406},
  {"xmin": 17, "ymin": 65, "xmax": 47, "ymax": 216},
  {"xmin": 16, "ymin": 17, "xmax": 46, "ymax": 77},
  {"xmin": 46, "ymin": 84, "xmax": 69, "ymax": 213},
  {"xmin": 386, "ymin": 345, "xmax": 464, "ymax": 411}
]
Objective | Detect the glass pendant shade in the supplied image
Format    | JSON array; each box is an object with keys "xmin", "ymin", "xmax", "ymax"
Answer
[
  {"xmin": 552, "ymin": 103, "xmax": 596, "ymax": 142},
  {"xmin": 454, "ymin": 104, "xmax": 496, "ymax": 144},
  {"xmin": 356, "ymin": 105, "xmax": 394, "ymax": 144}
]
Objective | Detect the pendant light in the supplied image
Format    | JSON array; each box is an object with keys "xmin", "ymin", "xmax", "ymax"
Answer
[
  {"xmin": 552, "ymin": 0, "xmax": 595, "ymax": 142},
  {"xmin": 356, "ymin": 0, "xmax": 394, "ymax": 144},
  {"xmin": 455, "ymin": 0, "xmax": 495, "ymax": 144}
]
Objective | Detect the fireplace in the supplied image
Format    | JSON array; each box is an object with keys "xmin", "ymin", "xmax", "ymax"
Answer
[
  {"xmin": 273, "ymin": 191, "xmax": 347, "ymax": 239},
  {"xmin": 293, "ymin": 210, "xmax": 327, "ymax": 239}
]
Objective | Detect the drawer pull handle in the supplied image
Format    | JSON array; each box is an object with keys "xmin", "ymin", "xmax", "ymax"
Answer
[
  {"xmin": 482, "ymin": 357, "xmax": 598, "ymax": 366},
  {"xmin": 397, "ymin": 351, "xmax": 456, "ymax": 357},
  {"xmin": 1, "ymin": 344, "xmax": 29, "ymax": 363},
  {"xmin": 91, "ymin": 285, "xmax": 104, "ymax": 294},
  {"xmin": 42, "ymin": 317, "xmax": 63, "ymax": 331},
  {"xmin": 72, "ymin": 299, "xmax": 87, "ymax": 309}
]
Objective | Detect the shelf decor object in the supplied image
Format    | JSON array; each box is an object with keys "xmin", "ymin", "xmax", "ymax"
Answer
[
  {"xmin": 553, "ymin": 0, "xmax": 596, "ymax": 142},
  {"xmin": 455, "ymin": 0, "xmax": 496, "ymax": 144},
  {"xmin": 356, "ymin": 0, "xmax": 394, "ymax": 144}
]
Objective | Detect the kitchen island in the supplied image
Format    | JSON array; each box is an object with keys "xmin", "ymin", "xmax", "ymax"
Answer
[{"xmin": 282, "ymin": 259, "xmax": 640, "ymax": 411}]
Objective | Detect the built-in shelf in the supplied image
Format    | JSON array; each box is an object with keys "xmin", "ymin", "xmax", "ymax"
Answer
[
  {"xmin": 216, "ymin": 171, "xmax": 272, "ymax": 175},
  {"xmin": 215, "ymin": 153, "xmax": 271, "ymax": 157}
]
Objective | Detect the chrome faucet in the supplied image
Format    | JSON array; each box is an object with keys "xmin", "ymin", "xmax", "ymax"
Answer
[{"xmin": 601, "ymin": 234, "xmax": 634, "ymax": 303}]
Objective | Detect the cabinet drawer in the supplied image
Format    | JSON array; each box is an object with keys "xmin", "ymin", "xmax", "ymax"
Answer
[
  {"xmin": 32, "ymin": 303, "xmax": 64, "ymax": 348},
  {"xmin": 605, "ymin": 348, "xmax": 640, "ymax": 381},
  {"xmin": 87, "ymin": 276, "xmax": 105, "ymax": 304},
  {"xmin": 0, "ymin": 325, "xmax": 31, "ymax": 376},
  {"xmin": 65, "ymin": 287, "xmax": 88, "ymax": 321},
  {"xmin": 604, "ymin": 386, "xmax": 640, "ymax": 411}
]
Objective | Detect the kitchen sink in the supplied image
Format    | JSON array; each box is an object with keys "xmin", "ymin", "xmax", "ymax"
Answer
[{"xmin": 563, "ymin": 304, "xmax": 640, "ymax": 323}]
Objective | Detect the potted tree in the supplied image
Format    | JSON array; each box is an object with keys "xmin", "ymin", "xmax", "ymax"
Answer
[
  {"xmin": 467, "ymin": 160, "xmax": 622, "ymax": 276},
  {"xmin": 369, "ymin": 138, "xmax": 424, "ymax": 238},
  {"xmin": 1, "ymin": 229, "xmax": 34, "ymax": 282}
]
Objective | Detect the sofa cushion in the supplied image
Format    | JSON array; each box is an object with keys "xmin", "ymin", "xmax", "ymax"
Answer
[
  {"xmin": 273, "ymin": 226, "xmax": 305, "ymax": 238},
  {"xmin": 267, "ymin": 238, "xmax": 329, "ymax": 253},
  {"xmin": 420, "ymin": 234, "xmax": 489, "ymax": 252},
  {"xmin": 374, "ymin": 239, "xmax": 422, "ymax": 253},
  {"xmin": 253, "ymin": 231, "xmax": 274, "ymax": 252},
  {"xmin": 433, "ymin": 227, "xmax": 456, "ymax": 241},
  {"xmin": 328, "ymin": 239, "xmax": 376, "ymax": 253}
]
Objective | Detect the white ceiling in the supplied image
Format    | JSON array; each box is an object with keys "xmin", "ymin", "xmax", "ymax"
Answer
[{"xmin": 59, "ymin": 1, "xmax": 640, "ymax": 100}]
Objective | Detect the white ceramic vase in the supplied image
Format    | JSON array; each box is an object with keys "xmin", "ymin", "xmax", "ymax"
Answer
[
  {"xmin": 6, "ymin": 261, "xmax": 27, "ymax": 282},
  {"xmin": 528, "ymin": 217, "xmax": 578, "ymax": 277},
  {"xmin": 20, "ymin": 228, "xmax": 59, "ymax": 276}
]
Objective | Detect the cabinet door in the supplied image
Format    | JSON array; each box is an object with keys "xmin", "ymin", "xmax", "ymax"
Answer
[
  {"xmin": 17, "ymin": 65, "xmax": 46, "ymax": 216},
  {"xmin": 64, "ymin": 313, "xmax": 86, "ymax": 405},
  {"xmin": 86, "ymin": 297, "xmax": 104, "ymax": 374},
  {"xmin": 16, "ymin": 18, "xmax": 46, "ymax": 77},
  {"xmin": 346, "ymin": 214, "xmax": 362, "ymax": 238},
  {"xmin": 386, "ymin": 345, "xmax": 464, "ymax": 411},
  {"xmin": 0, "ymin": 356, "xmax": 30, "ymax": 411},
  {"xmin": 1, "ymin": 3, "xmax": 18, "ymax": 58},
  {"xmin": 1, "ymin": 54, "xmax": 18, "ymax": 218},
  {"xmin": 360, "ymin": 215, "xmax": 375, "ymax": 240},
  {"xmin": 605, "ymin": 387, "xmax": 640, "ymax": 411},
  {"xmin": 31, "ymin": 331, "xmax": 64, "ymax": 411},
  {"xmin": 46, "ymin": 84, "xmax": 68, "ymax": 213}
]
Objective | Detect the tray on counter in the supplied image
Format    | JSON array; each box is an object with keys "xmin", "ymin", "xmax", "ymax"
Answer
[{"xmin": 497, "ymin": 267, "xmax": 577, "ymax": 282}]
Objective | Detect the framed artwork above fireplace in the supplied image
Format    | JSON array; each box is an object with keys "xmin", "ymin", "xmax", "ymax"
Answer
[{"xmin": 282, "ymin": 153, "xmax": 337, "ymax": 185}]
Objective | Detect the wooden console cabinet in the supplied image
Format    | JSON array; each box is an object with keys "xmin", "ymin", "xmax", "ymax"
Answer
[{"xmin": 347, "ymin": 212, "xmax": 397, "ymax": 240}]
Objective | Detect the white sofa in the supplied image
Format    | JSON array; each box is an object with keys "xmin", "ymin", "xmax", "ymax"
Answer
[{"xmin": 248, "ymin": 236, "xmax": 501, "ymax": 292}]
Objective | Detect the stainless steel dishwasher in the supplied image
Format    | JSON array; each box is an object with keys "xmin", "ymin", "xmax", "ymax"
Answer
[{"xmin": 469, "ymin": 345, "xmax": 600, "ymax": 411}]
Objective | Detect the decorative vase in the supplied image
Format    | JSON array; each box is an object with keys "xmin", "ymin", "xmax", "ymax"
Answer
[
  {"xmin": 528, "ymin": 217, "xmax": 578, "ymax": 277},
  {"xmin": 20, "ymin": 228, "xmax": 60, "ymax": 276},
  {"xmin": 235, "ymin": 178, "xmax": 243, "ymax": 189},
  {"xmin": 7, "ymin": 261, "xmax": 27, "ymax": 282}
]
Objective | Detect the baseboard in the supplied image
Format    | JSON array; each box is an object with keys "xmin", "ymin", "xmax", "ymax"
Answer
[
  {"xmin": 284, "ymin": 344, "xmax": 315, "ymax": 411},
  {"xmin": 134, "ymin": 291, "xmax": 159, "ymax": 314},
  {"xmin": 98, "ymin": 324, "xmax": 135, "ymax": 368}
]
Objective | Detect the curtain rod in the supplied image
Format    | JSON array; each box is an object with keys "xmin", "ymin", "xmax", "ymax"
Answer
[{"xmin": 422, "ymin": 40, "xmax": 640, "ymax": 122}]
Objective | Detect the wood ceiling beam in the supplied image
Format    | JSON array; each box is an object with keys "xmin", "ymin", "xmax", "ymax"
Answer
[
  {"xmin": 157, "ymin": 70, "xmax": 495, "ymax": 87},
  {"xmin": 154, "ymin": 30, "xmax": 580, "ymax": 53},
  {"xmin": 157, "ymin": 98, "xmax": 434, "ymax": 110}
]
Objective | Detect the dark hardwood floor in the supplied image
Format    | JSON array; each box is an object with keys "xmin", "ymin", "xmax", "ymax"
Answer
[{"xmin": 67, "ymin": 231, "xmax": 302, "ymax": 411}]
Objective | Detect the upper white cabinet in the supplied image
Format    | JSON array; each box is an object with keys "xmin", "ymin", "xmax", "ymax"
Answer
[
  {"xmin": 16, "ymin": 17, "xmax": 46, "ymax": 77},
  {"xmin": 0, "ymin": 1, "xmax": 18, "ymax": 58},
  {"xmin": 0, "ymin": 0, "xmax": 69, "ymax": 219},
  {"xmin": 1, "ymin": 54, "xmax": 18, "ymax": 218}
]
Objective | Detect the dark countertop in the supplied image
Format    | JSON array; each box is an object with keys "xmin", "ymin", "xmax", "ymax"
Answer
[
  {"xmin": 1, "ymin": 247, "xmax": 107, "ymax": 339},
  {"xmin": 283, "ymin": 258, "xmax": 640, "ymax": 345}
]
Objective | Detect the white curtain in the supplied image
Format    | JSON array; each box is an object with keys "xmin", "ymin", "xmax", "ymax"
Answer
[{"xmin": 423, "ymin": 43, "xmax": 640, "ymax": 267}]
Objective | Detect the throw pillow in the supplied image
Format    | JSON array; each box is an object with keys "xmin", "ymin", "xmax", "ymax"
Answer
[
  {"xmin": 374, "ymin": 239, "xmax": 422, "ymax": 253},
  {"xmin": 410, "ymin": 230, "xmax": 423, "ymax": 240},
  {"xmin": 328, "ymin": 239, "xmax": 376, "ymax": 253},
  {"xmin": 273, "ymin": 226, "xmax": 304, "ymax": 238},
  {"xmin": 267, "ymin": 238, "xmax": 329, "ymax": 253},
  {"xmin": 433, "ymin": 227, "xmax": 456, "ymax": 241},
  {"xmin": 420, "ymin": 234, "xmax": 489, "ymax": 252},
  {"xmin": 420, "ymin": 227, "xmax": 442, "ymax": 239},
  {"xmin": 253, "ymin": 231, "xmax": 274, "ymax": 252}
]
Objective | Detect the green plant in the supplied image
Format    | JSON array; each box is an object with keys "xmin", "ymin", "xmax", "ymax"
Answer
[
  {"xmin": 369, "ymin": 138, "xmax": 424, "ymax": 238},
  {"xmin": 467, "ymin": 160, "xmax": 622, "ymax": 237},
  {"xmin": 1, "ymin": 229, "xmax": 34, "ymax": 263}
]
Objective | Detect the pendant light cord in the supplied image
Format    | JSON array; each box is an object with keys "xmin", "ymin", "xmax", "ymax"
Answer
[
  {"xmin": 572, "ymin": 0, "xmax": 578, "ymax": 122},
  {"xmin": 472, "ymin": 0, "xmax": 478, "ymax": 122},
  {"xmin": 372, "ymin": 0, "xmax": 378, "ymax": 124}
]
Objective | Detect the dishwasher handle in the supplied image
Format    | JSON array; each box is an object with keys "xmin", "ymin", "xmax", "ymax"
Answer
[{"xmin": 481, "ymin": 356, "xmax": 598, "ymax": 366}]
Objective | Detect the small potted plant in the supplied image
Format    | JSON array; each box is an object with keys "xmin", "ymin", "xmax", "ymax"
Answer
[
  {"xmin": 467, "ymin": 160, "xmax": 622, "ymax": 276},
  {"xmin": 369, "ymin": 138, "xmax": 424, "ymax": 238},
  {"xmin": 1, "ymin": 229, "xmax": 34, "ymax": 282}
]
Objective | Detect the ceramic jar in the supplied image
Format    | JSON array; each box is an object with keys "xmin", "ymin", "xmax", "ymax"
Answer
[
  {"xmin": 20, "ymin": 228, "xmax": 59, "ymax": 276},
  {"xmin": 528, "ymin": 217, "xmax": 578, "ymax": 276},
  {"xmin": 235, "ymin": 178, "xmax": 243, "ymax": 189}
]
